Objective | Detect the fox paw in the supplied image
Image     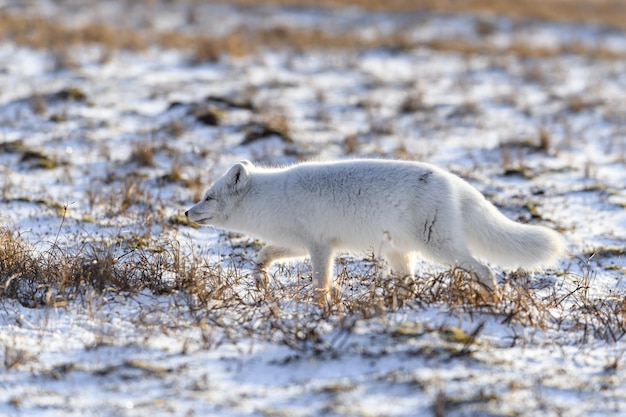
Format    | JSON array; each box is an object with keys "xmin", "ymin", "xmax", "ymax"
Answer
[
  {"xmin": 313, "ymin": 286, "xmax": 340, "ymax": 309},
  {"xmin": 474, "ymin": 282, "xmax": 501, "ymax": 303},
  {"xmin": 253, "ymin": 266, "xmax": 270, "ymax": 291}
]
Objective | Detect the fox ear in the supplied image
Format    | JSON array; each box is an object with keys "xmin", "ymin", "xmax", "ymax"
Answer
[{"xmin": 226, "ymin": 161, "xmax": 251, "ymax": 194}]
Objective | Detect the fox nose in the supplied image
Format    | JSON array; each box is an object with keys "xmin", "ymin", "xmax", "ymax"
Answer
[{"xmin": 184, "ymin": 210, "xmax": 189, "ymax": 217}]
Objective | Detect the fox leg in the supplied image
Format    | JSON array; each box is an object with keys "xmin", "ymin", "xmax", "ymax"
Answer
[
  {"xmin": 385, "ymin": 251, "xmax": 414, "ymax": 278},
  {"xmin": 433, "ymin": 246, "xmax": 497, "ymax": 291},
  {"xmin": 455, "ymin": 256, "xmax": 496, "ymax": 291},
  {"xmin": 423, "ymin": 226, "xmax": 497, "ymax": 291},
  {"xmin": 308, "ymin": 244, "xmax": 335, "ymax": 306},
  {"xmin": 254, "ymin": 245, "xmax": 306, "ymax": 289},
  {"xmin": 378, "ymin": 231, "xmax": 414, "ymax": 278}
]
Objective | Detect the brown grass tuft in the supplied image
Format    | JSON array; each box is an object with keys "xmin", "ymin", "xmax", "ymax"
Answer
[
  {"xmin": 242, "ymin": 113, "xmax": 293, "ymax": 145},
  {"xmin": 129, "ymin": 140, "xmax": 157, "ymax": 168}
]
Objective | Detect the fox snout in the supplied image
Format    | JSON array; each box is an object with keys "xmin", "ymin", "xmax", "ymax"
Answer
[{"xmin": 184, "ymin": 210, "xmax": 189, "ymax": 217}]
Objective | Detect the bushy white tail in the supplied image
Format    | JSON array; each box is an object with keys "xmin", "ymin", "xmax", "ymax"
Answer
[{"xmin": 461, "ymin": 187, "xmax": 566, "ymax": 269}]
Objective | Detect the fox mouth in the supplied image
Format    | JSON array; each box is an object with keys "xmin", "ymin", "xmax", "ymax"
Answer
[
  {"xmin": 185, "ymin": 212, "xmax": 213, "ymax": 224},
  {"xmin": 192, "ymin": 217, "xmax": 213, "ymax": 224}
]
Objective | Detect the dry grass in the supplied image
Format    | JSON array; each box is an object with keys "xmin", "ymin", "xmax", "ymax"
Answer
[
  {"xmin": 129, "ymin": 140, "xmax": 157, "ymax": 168},
  {"xmin": 0, "ymin": 13, "xmax": 145, "ymax": 52},
  {"xmin": 3, "ymin": 222, "xmax": 625, "ymax": 349},
  {"xmin": 0, "ymin": 226, "xmax": 186, "ymax": 308},
  {"xmin": 242, "ymin": 113, "xmax": 294, "ymax": 145},
  {"xmin": 222, "ymin": 0, "xmax": 626, "ymax": 29},
  {"xmin": 0, "ymin": 227, "xmax": 144, "ymax": 307},
  {"xmin": 1, "ymin": 3, "xmax": 625, "ymax": 63}
]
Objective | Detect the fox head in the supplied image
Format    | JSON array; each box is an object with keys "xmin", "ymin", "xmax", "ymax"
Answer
[{"xmin": 185, "ymin": 160, "xmax": 252, "ymax": 227}]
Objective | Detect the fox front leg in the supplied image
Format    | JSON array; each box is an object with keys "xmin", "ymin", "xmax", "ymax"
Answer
[
  {"xmin": 307, "ymin": 244, "xmax": 336, "ymax": 307},
  {"xmin": 253, "ymin": 245, "xmax": 306, "ymax": 290}
]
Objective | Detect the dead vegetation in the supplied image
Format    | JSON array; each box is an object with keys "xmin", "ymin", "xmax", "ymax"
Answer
[
  {"xmin": 1, "ymin": 2, "xmax": 626, "ymax": 64},
  {"xmin": 242, "ymin": 114, "xmax": 294, "ymax": 145},
  {"xmin": 223, "ymin": 0, "xmax": 626, "ymax": 30},
  {"xmin": 0, "ymin": 228, "xmax": 138, "ymax": 307},
  {"xmin": 2, "ymin": 222, "xmax": 625, "ymax": 349},
  {"xmin": 0, "ymin": 140, "xmax": 60, "ymax": 171}
]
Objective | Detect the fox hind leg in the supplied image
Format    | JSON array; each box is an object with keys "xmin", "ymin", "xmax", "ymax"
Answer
[
  {"xmin": 423, "ymin": 225, "xmax": 497, "ymax": 291},
  {"xmin": 455, "ymin": 257, "xmax": 496, "ymax": 291}
]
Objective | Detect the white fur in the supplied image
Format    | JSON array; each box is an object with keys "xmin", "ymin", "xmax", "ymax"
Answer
[{"xmin": 186, "ymin": 159, "xmax": 565, "ymax": 297}]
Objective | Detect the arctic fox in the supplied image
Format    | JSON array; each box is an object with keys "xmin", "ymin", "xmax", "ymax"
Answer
[{"xmin": 186, "ymin": 159, "xmax": 565, "ymax": 301}]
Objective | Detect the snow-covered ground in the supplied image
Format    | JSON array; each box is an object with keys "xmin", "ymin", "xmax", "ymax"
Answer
[{"xmin": 1, "ymin": 2, "xmax": 626, "ymax": 416}]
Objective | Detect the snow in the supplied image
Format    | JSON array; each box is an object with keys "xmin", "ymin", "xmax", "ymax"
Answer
[{"xmin": 1, "ymin": 1, "xmax": 626, "ymax": 416}]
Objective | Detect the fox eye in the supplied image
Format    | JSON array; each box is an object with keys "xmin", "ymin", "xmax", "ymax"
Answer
[{"xmin": 205, "ymin": 195, "xmax": 214, "ymax": 202}]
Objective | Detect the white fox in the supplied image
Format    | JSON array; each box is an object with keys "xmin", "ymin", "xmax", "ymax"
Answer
[{"xmin": 186, "ymin": 159, "xmax": 565, "ymax": 301}]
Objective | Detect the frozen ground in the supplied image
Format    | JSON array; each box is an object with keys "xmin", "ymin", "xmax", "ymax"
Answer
[{"xmin": 1, "ymin": 2, "xmax": 626, "ymax": 416}]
